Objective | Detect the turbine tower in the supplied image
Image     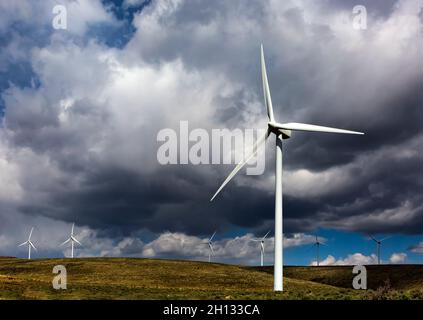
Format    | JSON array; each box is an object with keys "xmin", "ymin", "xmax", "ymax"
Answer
[
  {"xmin": 369, "ymin": 235, "xmax": 391, "ymax": 265},
  {"xmin": 18, "ymin": 227, "xmax": 37, "ymax": 260},
  {"xmin": 60, "ymin": 223, "xmax": 82, "ymax": 258},
  {"xmin": 251, "ymin": 231, "xmax": 270, "ymax": 266},
  {"xmin": 210, "ymin": 45, "xmax": 364, "ymax": 291},
  {"xmin": 313, "ymin": 236, "xmax": 327, "ymax": 267},
  {"xmin": 205, "ymin": 231, "xmax": 216, "ymax": 262}
]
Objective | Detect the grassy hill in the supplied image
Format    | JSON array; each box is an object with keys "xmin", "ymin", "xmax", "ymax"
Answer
[
  {"xmin": 0, "ymin": 257, "xmax": 422, "ymax": 300},
  {"xmin": 255, "ymin": 265, "xmax": 423, "ymax": 290}
]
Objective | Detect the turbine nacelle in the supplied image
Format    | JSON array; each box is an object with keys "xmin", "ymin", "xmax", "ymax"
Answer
[{"xmin": 268, "ymin": 122, "xmax": 291, "ymax": 139}]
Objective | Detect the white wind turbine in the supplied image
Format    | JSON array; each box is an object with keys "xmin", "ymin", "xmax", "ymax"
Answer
[
  {"xmin": 204, "ymin": 231, "xmax": 216, "ymax": 262},
  {"xmin": 313, "ymin": 235, "xmax": 327, "ymax": 267},
  {"xmin": 60, "ymin": 223, "xmax": 82, "ymax": 258},
  {"xmin": 369, "ymin": 235, "xmax": 392, "ymax": 265},
  {"xmin": 210, "ymin": 45, "xmax": 364, "ymax": 291},
  {"xmin": 251, "ymin": 231, "xmax": 270, "ymax": 267},
  {"xmin": 18, "ymin": 227, "xmax": 37, "ymax": 260}
]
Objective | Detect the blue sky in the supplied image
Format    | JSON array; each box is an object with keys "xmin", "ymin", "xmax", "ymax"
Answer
[
  {"xmin": 1, "ymin": 0, "xmax": 423, "ymax": 265},
  {"xmin": 286, "ymin": 230, "xmax": 423, "ymax": 265}
]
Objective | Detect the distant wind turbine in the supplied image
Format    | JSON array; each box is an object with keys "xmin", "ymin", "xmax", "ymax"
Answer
[
  {"xmin": 313, "ymin": 236, "xmax": 327, "ymax": 267},
  {"xmin": 60, "ymin": 223, "xmax": 82, "ymax": 258},
  {"xmin": 369, "ymin": 235, "xmax": 392, "ymax": 265},
  {"xmin": 251, "ymin": 231, "xmax": 270, "ymax": 266},
  {"xmin": 18, "ymin": 227, "xmax": 36, "ymax": 260},
  {"xmin": 210, "ymin": 45, "xmax": 364, "ymax": 291},
  {"xmin": 204, "ymin": 231, "xmax": 216, "ymax": 263}
]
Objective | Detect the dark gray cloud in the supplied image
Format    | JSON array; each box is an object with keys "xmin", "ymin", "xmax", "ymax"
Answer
[
  {"xmin": 0, "ymin": 0, "xmax": 423, "ymax": 253},
  {"xmin": 326, "ymin": 0, "xmax": 398, "ymax": 18}
]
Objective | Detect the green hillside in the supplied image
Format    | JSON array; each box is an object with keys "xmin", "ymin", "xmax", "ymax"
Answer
[
  {"xmin": 0, "ymin": 257, "xmax": 421, "ymax": 300},
  {"xmin": 256, "ymin": 265, "xmax": 423, "ymax": 294}
]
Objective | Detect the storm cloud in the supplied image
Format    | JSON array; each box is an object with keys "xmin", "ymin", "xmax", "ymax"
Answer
[{"xmin": 0, "ymin": 0, "xmax": 423, "ymax": 260}]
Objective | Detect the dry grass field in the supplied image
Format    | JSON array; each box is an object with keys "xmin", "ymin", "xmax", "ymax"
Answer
[{"xmin": 0, "ymin": 257, "xmax": 422, "ymax": 300}]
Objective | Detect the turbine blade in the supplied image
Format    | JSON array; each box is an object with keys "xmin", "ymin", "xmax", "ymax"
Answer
[
  {"xmin": 261, "ymin": 44, "xmax": 275, "ymax": 122},
  {"xmin": 210, "ymin": 244, "xmax": 215, "ymax": 256},
  {"xmin": 72, "ymin": 237, "xmax": 82, "ymax": 246},
  {"xmin": 28, "ymin": 227, "xmax": 34, "ymax": 240},
  {"xmin": 368, "ymin": 234, "xmax": 378, "ymax": 242},
  {"xmin": 262, "ymin": 230, "xmax": 270, "ymax": 240},
  {"xmin": 380, "ymin": 236, "xmax": 392, "ymax": 242},
  {"xmin": 18, "ymin": 241, "xmax": 28, "ymax": 247},
  {"xmin": 209, "ymin": 231, "xmax": 216, "ymax": 242},
  {"xmin": 29, "ymin": 241, "xmax": 37, "ymax": 250},
  {"xmin": 60, "ymin": 238, "xmax": 71, "ymax": 246},
  {"xmin": 210, "ymin": 129, "xmax": 270, "ymax": 201},
  {"xmin": 71, "ymin": 223, "xmax": 75, "ymax": 236},
  {"xmin": 270, "ymin": 122, "xmax": 364, "ymax": 135}
]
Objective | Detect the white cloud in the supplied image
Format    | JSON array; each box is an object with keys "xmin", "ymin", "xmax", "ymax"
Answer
[
  {"xmin": 409, "ymin": 242, "xmax": 423, "ymax": 254},
  {"xmin": 0, "ymin": 138, "xmax": 23, "ymax": 202},
  {"xmin": 311, "ymin": 255, "xmax": 336, "ymax": 266},
  {"xmin": 118, "ymin": 231, "xmax": 319, "ymax": 264},
  {"xmin": 63, "ymin": 0, "xmax": 116, "ymax": 35},
  {"xmin": 311, "ymin": 253, "xmax": 378, "ymax": 266},
  {"xmin": 5, "ymin": 229, "xmax": 322, "ymax": 264},
  {"xmin": 390, "ymin": 252, "xmax": 407, "ymax": 264},
  {"xmin": 0, "ymin": 0, "xmax": 115, "ymax": 34},
  {"xmin": 284, "ymin": 233, "xmax": 325, "ymax": 247},
  {"xmin": 284, "ymin": 168, "xmax": 354, "ymax": 198}
]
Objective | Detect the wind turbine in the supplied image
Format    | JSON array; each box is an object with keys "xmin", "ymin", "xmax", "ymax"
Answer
[
  {"xmin": 313, "ymin": 235, "xmax": 327, "ymax": 267},
  {"xmin": 369, "ymin": 235, "xmax": 391, "ymax": 265},
  {"xmin": 204, "ymin": 231, "xmax": 216, "ymax": 262},
  {"xmin": 60, "ymin": 223, "xmax": 82, "ymax": 258},
  {"xmin": 210, "ymin": 45, "xmax": 364, "ymax": 291},
  {"xmin": 18, "ymin": 227, "xmax": 37, "ymax": 260},
  {"xmin": 251, "ymin": 231, "xmax": 270, "ymax": 266}
]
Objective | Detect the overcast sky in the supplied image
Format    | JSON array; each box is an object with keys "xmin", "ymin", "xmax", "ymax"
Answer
[{"xmin": 0, "ymin": 0, "xmax": 422, "ymax": 265}]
